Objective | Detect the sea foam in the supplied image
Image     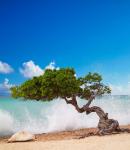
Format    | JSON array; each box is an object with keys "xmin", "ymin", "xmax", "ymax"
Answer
[{"xmin": 0, "ymin": 96, "xmax": 130, "ymax": 136}]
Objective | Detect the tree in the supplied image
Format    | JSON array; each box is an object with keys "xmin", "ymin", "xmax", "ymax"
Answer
[{"xmin": 11, "ymin": 68, "xmax": 129, "ymax": 135}]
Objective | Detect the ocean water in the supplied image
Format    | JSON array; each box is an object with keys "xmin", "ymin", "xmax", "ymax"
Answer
[{"xmin": 0, "ymin": 96, "xmax": 130, "ymax": 136}]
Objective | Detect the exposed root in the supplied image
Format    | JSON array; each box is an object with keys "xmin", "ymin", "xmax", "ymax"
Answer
[{"xmin": 97, "ymin": 119, "xmax": 130, "ymax": 135}]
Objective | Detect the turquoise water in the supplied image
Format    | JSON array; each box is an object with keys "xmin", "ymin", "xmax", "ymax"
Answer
[{"xmin": 0, "ymin": 96, "xmax": 130, "ymax": 136}]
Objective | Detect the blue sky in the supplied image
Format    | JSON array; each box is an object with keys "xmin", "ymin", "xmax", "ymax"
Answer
[{"xmin": 0, "ymin": 0, "xmax": 130, "ymax": 95}]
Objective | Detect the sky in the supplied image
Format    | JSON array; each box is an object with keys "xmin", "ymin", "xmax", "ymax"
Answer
[{"xmin": 0, "ymin": 0, "xmax": 130, "ymax": 95}]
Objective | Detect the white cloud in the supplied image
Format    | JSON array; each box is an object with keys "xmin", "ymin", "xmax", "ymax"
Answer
[
  {"xmin": 20, "ymin": 60, "xmax": 44, "ymax": 78},
  {"xmin": 20, "ymin": 60, "xmax": 59, "ymax": 78},
  {"xmin": 0, "ymin": 78, "xmax": 15, "ymax": 95},
  {"xmin": 109, "ymin": 82, "xmax": 130, "ymax": 95},
  {"xmin": 3, "ymin": 78, "xmax": 14, "ymax": 89},
  {"xmin": 45, "ymin": 61, "xmax": 59, "ymax": 70},
  {"xmin": 0, "ymin": 61, "xmax": 14, "ymax": 74}
]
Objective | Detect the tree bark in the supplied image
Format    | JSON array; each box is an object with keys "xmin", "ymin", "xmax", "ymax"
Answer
[{"xmin": 64, "ymin": 96, "xmax": 130, "ymax": 135}]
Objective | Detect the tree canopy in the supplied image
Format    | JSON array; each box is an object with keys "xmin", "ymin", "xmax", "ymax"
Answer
[{"xmin": 11, "ymin": 68, "xmax": 111, "ymax": 101}]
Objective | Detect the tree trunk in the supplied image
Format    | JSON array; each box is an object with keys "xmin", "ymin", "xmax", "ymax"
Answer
[
  {"xmin": 85, "ymin": 106, "xmax": 120, "ymax": 135},
  {"xmin": 64, "ymin": 96, "xmax": 130, "ymax": 135}
]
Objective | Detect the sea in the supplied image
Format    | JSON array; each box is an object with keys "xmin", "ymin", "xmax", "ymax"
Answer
[{"xmin": 0, "ymin": 95, "xmax": 130, "ymax": 136}]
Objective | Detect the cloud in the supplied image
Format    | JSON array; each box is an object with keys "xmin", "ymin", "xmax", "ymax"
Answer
[
  {"xmin": 20, "ymin": 60, "xmax": 59, "ymax": 78},
  {"xmin": 45, "ymin": 61, "xmax": 59, "ymax": 70},
  {"xmin": 109, "ymin": 82, "xmax": 130, "ymax": 95},
  {"xmin": 0, "ymin": 78, "xmax": 14, "ymax": 96},
  {"xmin": 20, "ymin": 60, "xmax": 44, "ymax": 78},
  {"xmin": 0, "ymin": 61, "xmax": 14, "ymax": 74}
]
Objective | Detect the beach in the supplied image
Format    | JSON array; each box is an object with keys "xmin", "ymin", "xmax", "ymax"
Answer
[
  {"xmin": 0, "ymin": 125, "xmax": 130, "ymax": 150},
  {"xmin": 0, "ymin": 133, "xmax": 130, "ymax": 150}
]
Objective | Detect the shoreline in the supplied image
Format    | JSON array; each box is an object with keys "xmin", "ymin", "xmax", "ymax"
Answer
[{"xmin": 0, "ymin": 124, "xmax": 130, "ymax": 143}]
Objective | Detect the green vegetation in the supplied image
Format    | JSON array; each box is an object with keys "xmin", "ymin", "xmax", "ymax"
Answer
[{"xmin": 11, "ymin": 68, "xmax": 111, "ymax": 101}]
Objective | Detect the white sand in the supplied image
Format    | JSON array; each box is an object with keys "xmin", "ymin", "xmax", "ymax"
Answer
[{"xmin": 0, "ymin": 133, "xmax": 130, "ymax": 150}]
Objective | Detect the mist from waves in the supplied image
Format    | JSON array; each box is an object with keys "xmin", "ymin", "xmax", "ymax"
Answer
[{"xmin": 0, "ymin": 95, "xmax": 130, "ymax": 136}]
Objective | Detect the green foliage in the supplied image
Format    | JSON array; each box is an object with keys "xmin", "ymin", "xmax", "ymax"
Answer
[
  {"xmin": 11, "ymin": 68, "xmax": 111, "ymax": 101},
  {"xmin": 11, "ymin": 77, "xmax": 43, "ymax": 100},
  {"xmin": 79, "ymin": 72, "xmax": 111, "ymax": 99}
]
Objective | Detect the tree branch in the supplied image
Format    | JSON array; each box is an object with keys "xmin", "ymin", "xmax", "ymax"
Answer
[
  {"xmin": 64, "ymin": 97, "xmax": 72, "ymax": 104},
  {"xmin": 82, "ymin": 94, "xmax": 95, "ymax": 112},
  {"xmin": 64, "ymin": 95, "xmax": 96, "ymax": 113},
  {"xmin": 63, "ymin": 96, "xmax": 84, "ymax": 113}
]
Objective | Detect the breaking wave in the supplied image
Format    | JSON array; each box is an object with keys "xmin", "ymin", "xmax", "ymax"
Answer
[{"xmin": 0, "ymin": 96, "xmax": 130, "ymax": 136}]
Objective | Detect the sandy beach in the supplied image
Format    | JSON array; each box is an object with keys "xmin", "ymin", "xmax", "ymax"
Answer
[
  {"xmin": 0, "ymin": 133, "xmax": 130, "ymax": 150},
  {"xmin": 0, "ymin": 125, "xmax": 130, "ymax": 150}
]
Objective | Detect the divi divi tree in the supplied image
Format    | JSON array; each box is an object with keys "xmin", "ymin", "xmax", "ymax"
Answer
[{"xmin": 11, "ymin": 68, "xmax": 129, "ymax": 135}]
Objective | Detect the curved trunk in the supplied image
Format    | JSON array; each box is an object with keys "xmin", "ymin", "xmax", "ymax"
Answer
[
  {"xmin": 64, "ymin": 96, "xmax": 130, "ymax": 135},
  {"xmin": 85, "ymin": 106, "xmax": 120, "ymax": 135}
]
